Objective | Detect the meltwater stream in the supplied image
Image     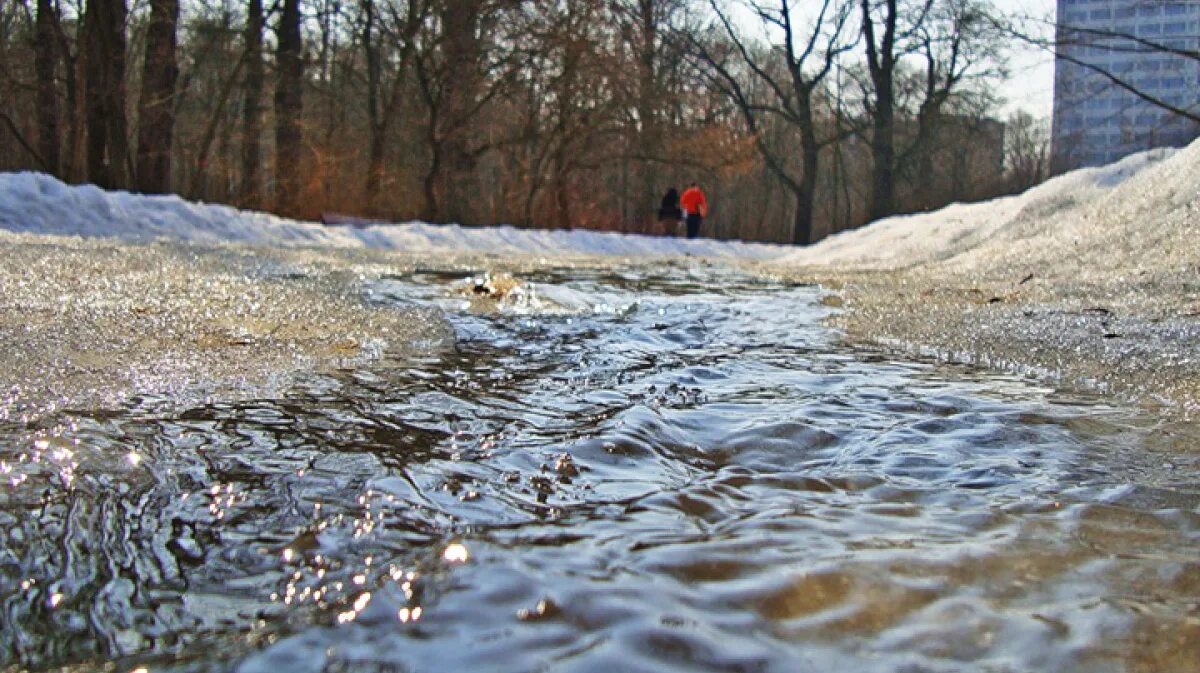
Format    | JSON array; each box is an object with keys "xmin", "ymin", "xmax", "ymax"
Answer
[{"xmin": 1, "ymin": 263, "xmax": 1198, "ymax": 672}]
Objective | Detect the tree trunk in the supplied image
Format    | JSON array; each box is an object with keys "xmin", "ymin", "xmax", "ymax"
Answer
[
  {"xmin": 915, "ymin": 101, "xmax": 938, "ymax": 209},
  {"xmin": 422, "ymin": 102, "xmax": 442, "ymax": 222},
  {"xmin": 635, "ymin": 0, "xmax": 660, "ymax": 229},
  {"xmin": 107, "ymin": 0, "xmax": 129, "ymax": 187},
  {"xmin": 862, "ymin": 0, "xmax": 897, "ymax": 223},
  {"xmin": 83, "ymin": 0, "xmax": 129, "ymax": 188},
  {"xmin": 190, "ymin": 57, "xmax": 247, "ymax": 197},
  {"xmin": 552, "ymin": 145, "xmax": 571, "ymax": 230},
  {"xmin": 34, "ymin": 0, "xmax": 61, "ymax": 176},
  {"xmin": 83, "ymin": 1, "xmax": 106, "ymax": 186},
  {"xmin": 365, "ymin": 120, "xmax": 386, "ymax": 217},
  {"xmin": 436, "ymin": 0, "xmax": 483, "ymax": 224},
  {"xmin": 869, "ymin": 82, "xmax": 895, "ymax": 221},
  {"xmin": 274, "ymin": 0, "xmax": 305, "ymax": 215},
  {"xmin": 362, "ymin": 0, "xmax": 384, "ymax": 213},
  {"xmin": 136, "ymin": 0, "xmax": 179, "ymax": 193},
  {"xmin": 239, "ymin": 0, "xmax": 264, "ymax": 207},
  {"xmin": 794, "ymin": 96, "xmax": 819, "ymax": 246},
  {"xmin": 53, "ymin": 11, "xmax": 85, "ymax": 181}
]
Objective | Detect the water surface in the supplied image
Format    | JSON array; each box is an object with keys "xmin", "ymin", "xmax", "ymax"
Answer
[{"xmin": 2, "ymin": 263, "xmax": 1198, "ymax": 672}]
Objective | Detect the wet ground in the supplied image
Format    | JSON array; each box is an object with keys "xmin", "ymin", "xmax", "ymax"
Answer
[{"xmin": 2, "ymin": 262, "xmax": 1198, "ymax": 672}]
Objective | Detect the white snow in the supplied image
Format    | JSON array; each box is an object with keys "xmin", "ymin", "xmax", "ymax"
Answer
[
  {"xmin": 2, "ymin": 137, "xmax": 1194, "ymax": 270},
  {"xmin": 0, "ymin": 172, "xmax": 787, "ymax": 260},
  {"xmin": 778, "ymin": 146, "xmax": 1180, "ymax": 270}
]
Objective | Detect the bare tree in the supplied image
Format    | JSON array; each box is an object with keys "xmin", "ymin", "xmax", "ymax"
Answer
[
  {"xmin": 416, "ymin": 0, "xmax": 523, "ymax": 223},
  {"xmin": 0, "ymin": 0, "xmax": 1023, "ymax": 239},
  {"xmin": 904, "ymin": 0, "xmax": 1004, "ymax": 209},
  {"xmin": 34, "ymin": 0, "xmax": 61, "ymax": 175},
  {"xmin": 859, "ymin": 0, "xmax": 910, "ymax": 221},
  {"xmin": 692, "ymin": 0, "xmax": 856, "ymax": 244},
  {"xmin": 1004, "ymin": 109, "xmax": 1047, "ymax": 193},
  {"xmin": 274, "ymin": 0, "xmax": 304, "ymax": 214},
  {"xmin": 82, "ymin": 0, "xmax": 130, "ymax": 188},
  {"xmin": 362, "ymin": 0, "xmax": 428, "ymax": 215},
  {"xmin": 419, "ymin": 0, "xmax": 485, "ymax": 222},
  {"xmin": 612, "ymin": 0, "xmax": 685, "ymax": 226},
  {"xmin": 239, "ymin": 0, "xmax": 264, "ymax": 207},
  {"xmin": 136, "ymin": 0, "xmax": 179, "ymax": 193}
]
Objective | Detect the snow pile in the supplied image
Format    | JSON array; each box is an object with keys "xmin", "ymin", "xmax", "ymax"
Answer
[
  {"xmin": 0, "ymin": 173, "xmax": 345, "ymax": 247},
  {"xmin": 0, "ymin": 172, "xmax": 787, "ymax": 260},
  {"xmin": 779, "ymin": 146, "xmax": 1179, "ymax": 271},
  {"xmin": 945, "ymin": 139, "xmax": 1200, "ymax": 280},
  {"xmin": 4, "ymin": 137, "xmax": 1194, "ymax": 270}
]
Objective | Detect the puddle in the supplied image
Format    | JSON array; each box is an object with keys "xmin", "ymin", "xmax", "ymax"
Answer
[{"xmin": 2, "ymin": 264, "xmax": 1198, "ymax": 672}]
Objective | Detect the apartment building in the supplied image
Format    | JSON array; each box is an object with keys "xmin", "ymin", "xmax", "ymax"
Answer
[{"xmin": 1052, "ymin": 0, "xmax": 1200, "ymax": 172}]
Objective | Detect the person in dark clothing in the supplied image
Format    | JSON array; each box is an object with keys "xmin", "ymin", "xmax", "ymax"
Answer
[{"xmin": 658, "ymin": 187, "xmax": 683, "ymax": 236}]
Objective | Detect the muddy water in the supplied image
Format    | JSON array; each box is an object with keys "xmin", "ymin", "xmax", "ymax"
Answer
[{"xmin": 1, "ymin": 263, "xmax": 1198, "ymax": 672}]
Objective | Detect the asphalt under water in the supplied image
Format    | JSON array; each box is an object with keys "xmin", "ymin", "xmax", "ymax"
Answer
[{"xmin": 1, "ymin": 263, "xmax": 1198, "ymax": 672}]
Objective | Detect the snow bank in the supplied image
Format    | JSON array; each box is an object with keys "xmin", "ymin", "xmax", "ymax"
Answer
[
  {"xmin": 0, "ymin": 173, "xmax": 346, "ymax": 247},
  {"xmin": 778, "ymin": 145, "xmax": 1180, "ymax": 271},
  {"xmin": 941, "ymin": 139, "xmax": 1200, "ymax": 280},
  {"xmin": 0, "ymin": 172, "xmax": 787, "ymax": 260},
  {"xmin": 5, "ymin": 137, "xmax": 1194, "ymax": 270}
]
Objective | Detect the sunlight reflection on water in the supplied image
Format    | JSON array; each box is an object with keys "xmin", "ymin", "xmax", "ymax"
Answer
[{"xmin": 1, "ymin": 264, "xmax": 1198, "ymax": 672}]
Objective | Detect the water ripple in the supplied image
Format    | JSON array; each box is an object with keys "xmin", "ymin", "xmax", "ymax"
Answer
[{"xmin": 1, "ymin": 264, "xmax": 1198, "ymax": 672}]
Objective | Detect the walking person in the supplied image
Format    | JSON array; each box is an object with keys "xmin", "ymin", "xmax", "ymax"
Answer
[
  {"xmin": 658, "ymin": 187, "xmax": 683, "ymax": 236},
  {"xmin": 680, "ymin": 183, "xmax": 707, "ymax": 239}
]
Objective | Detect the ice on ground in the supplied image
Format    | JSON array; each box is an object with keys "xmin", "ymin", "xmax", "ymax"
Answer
[{"xmin": 0, "ymin": 233, "xmax": 453, "ymax": 421}]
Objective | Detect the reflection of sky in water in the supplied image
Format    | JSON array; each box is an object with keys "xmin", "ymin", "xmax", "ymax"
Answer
[{"xmin": 1, "ymin": 264, "xmax": 1197, "ymax": 673}]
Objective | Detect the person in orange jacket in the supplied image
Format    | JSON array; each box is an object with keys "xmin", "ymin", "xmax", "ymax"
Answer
[{"xmin": 679, "ymin": 183, "xmax": 707, "ymax": 239}]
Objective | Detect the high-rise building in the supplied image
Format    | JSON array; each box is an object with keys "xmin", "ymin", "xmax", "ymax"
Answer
[{"xmin": 1052, "ymin": 0, "xmax": 1200, "ymax": 172}]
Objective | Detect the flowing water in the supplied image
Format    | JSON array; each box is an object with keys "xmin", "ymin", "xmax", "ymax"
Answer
[{"xmin": 2, "ymin": 262, "xmax": 1198, "ymax": 673}]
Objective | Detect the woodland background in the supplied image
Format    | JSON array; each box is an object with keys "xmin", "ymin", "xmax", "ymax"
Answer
[{"xmin": 0, "ymin": 0, "xmax": 1052, "ymax": 244}]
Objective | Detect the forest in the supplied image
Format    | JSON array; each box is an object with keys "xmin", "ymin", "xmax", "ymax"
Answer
[{"xmin": 0, "ymin": 0, "xmax": 1050, "ymax": 243}]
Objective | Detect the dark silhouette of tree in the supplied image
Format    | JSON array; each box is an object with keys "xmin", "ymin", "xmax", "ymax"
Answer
[
  {"xmin": 82, "ymin": 0, "xmax": 130, "ymax": 188},
  {"xmin": 34, "ymin": 0, "xmax": 60, "ymax": 175},
  {"xmin": 274, "ymin": 0, "xmax": 305, "ymax": 214},
  {"xmin": 362, "ymin": 0, "xmax": 428, "ymax": 215},
  {"xmin": 240, "ymin": 0, "xmax": 265, "ymax": 207},
  {"xmin": 691, "ymin": 0, "xmax": 856, "ymax": 245},
  {"xmin": 136, "ymin": 0, "xmax": 180, "ymax": 193}
]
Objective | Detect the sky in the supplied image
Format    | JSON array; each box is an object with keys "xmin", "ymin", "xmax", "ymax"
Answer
[
  {"xmin": 730, "ymin": 0, "xmax": 1060, "ymax": 119},
  {"xmin": 1000, "ymin": 0, "xmax": 1058, "ymax": 118}
]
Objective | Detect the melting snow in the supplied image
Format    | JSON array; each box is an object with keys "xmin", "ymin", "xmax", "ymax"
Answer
[{"xmin": 1, "ymin": 138, "xmax": 1194, "ymax": 272}]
